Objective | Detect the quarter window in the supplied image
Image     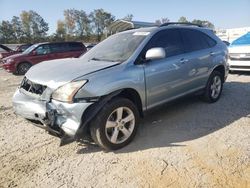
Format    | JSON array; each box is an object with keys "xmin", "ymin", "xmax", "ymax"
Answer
[{"xmin": 68, "ymin": 42, "xmax": 84, "ymax": 51}]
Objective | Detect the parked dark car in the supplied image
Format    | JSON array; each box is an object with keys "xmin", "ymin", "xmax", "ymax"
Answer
[
  {"xmin": 2, "ymin": 42, "xmax": 87, "ymax": 74},
  {"xmin": 0, "ymin": 44, "xmax": 33, "ymax": 60}
]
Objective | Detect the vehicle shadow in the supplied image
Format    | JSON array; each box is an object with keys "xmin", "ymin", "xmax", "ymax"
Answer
[{"xmin": 77, "ymin": 81, "xmax": 250, "ymax": 154}]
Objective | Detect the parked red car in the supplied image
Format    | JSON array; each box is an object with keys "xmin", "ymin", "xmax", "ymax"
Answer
[
  {"xmin": 2, "ymin": 42, "xmax": 87, "ymax": 75},
  {"xmin": 0, "ymin": 44, "xmax": 33, "ymax": 59}
]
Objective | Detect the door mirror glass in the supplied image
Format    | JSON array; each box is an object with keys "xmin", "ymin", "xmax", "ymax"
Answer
[{"xmin": 145, "ymin": 47, "xmax": 166, "ymax": 60}]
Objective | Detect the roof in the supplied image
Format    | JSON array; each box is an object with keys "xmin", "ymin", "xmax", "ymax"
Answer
[{"xmin": 109, "ymin": 19, "xmax": 156, "ymax": 34}]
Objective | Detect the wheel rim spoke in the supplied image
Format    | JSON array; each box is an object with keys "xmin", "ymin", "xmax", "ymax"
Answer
[
  {"xmin": 211, "ymin": 89, "xmax": 216, "ymax": 97},
  {"xmin": 211, "ymin": 76, "xmax": 221, "ymax": 99},
  {"xmin": 120, "ymin": 127, "xmax": 131, "ymax": 138},
  {"xmin": 106, "ymin": 121, "xmax": 117, "ymax": 128},
  {"xmin": 111, "ymin": 128, "xmax": 119, "ymax": 143},
  {"xmin": 116, "ymin": 107, "xmax": 123, "ymax": 121},
  {"xmin": 122, "ymin": 113, "xmax": 134, "ymax": 123}
]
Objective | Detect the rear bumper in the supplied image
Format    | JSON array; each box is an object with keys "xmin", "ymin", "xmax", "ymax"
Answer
[
  {"xmin": 228, "ymin": 59, "xmax": 250, "ymax": 71},
  {"xmin": 12, "ymin": 89, "xmax": 93, "ymax": 137}
]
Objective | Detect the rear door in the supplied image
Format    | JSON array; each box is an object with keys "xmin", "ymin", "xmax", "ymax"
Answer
[
  {"xmin": 143, "ymin": 29, "xmax": 194, "ymax": 109},
  {"xmin": 180, "ymin": 29, "xmax": 217, "ymax": 89}
]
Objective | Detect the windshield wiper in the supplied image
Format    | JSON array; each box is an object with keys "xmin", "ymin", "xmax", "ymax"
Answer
[
  {"xmin": 89, "ymin": 57, "xmax": 103, "ymax": 61},
  {"xmin": 89, "ymin": 57, "xmax": 120, "ymax": 62}
]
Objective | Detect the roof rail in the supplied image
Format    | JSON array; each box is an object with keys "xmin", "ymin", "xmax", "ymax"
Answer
[{"xmin": 160, "ymin": 22, "xmax": 203, "ymax": 27}]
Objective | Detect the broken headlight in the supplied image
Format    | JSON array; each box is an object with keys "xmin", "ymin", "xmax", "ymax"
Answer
[{"xmin": 52, "ymin": 80, "xmax": 88, "ymax": 103}]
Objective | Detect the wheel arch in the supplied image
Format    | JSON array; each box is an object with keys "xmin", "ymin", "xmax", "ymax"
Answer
[
  {"xmin": 75, "ymin": 88, "xmax": 144, "ymax": 139},
  {"xmin": 212, "ymin": 65, "xmax": 225, "ymax": 82}
]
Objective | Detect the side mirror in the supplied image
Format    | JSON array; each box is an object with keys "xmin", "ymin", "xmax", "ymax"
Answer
[
  {"xmin": 32, "ymin": 51, "xmax": 37, "ymax": 55},
  {"xmin": 145, "ymin": 47, "xmax": 166, "ymax": 61}
]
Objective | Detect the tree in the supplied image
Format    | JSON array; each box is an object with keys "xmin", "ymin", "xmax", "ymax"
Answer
[
  {"xmin": 0, "ymin": 21, "xmax": 15, "ymax": 43},
  {"xmin": 20, "ymin": 11, "xmax": 32, "ymax": 40},
  {"xmin": 29, "ymin": 11, "xmax": 49, "ymax": 41},
  {"xmin": 155, "ymin": 17, "xmax": 170, "ymax": 25},
  {"xmin": 192, "ymin": 19, "xmax": 214, "ymax": 29},
  {"xmin": 90, "ymin": 9, "xmax": 115, "ymax": 41},
  {"xmin": 178, "ymin": 16, "xmax": 188, "ymax": 23},
  {"xmin": 11, "ymin": 16, "xmax": 23, "ymax": 43},
  {"xmin": 72, "ymin": 9, "xmax": 91, "ymax": 39},
  {"xmin": 55, "ymin": 20, "xmax": 66, "ymax": 40},
  {"xmin": 123, "ymin": 14, "xmax": 133, "ymax": 21},
  {"xmin": 20, "ymin": 10, "xmax": 49, "ymax": 42},
  {"xmin": 64, "ymin": 9, "xmax": 76, "ymax": 36}
]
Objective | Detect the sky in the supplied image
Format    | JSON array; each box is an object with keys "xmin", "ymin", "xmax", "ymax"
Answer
[{"xmin": 0, "ymin": 0, "xmax": 250, "ymax": 34}]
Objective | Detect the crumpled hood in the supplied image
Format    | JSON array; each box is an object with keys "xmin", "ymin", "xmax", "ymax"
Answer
[{"xmin": 25, "ymin": 58, "xmax": 120, "ymax": 89}]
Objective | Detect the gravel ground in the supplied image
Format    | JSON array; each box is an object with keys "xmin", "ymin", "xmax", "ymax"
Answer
[{"xmin": 0, "ymin": 69, "xmax": 249, "ymax": 188}]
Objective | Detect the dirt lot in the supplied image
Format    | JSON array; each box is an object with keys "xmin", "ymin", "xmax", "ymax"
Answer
[{"xmin": 0, "ymin": 69, "xmax": 249, "ymax": 188}]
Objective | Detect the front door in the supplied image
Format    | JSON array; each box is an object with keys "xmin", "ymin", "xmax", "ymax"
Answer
[{"xmin": 143, "ymin": 29, "xmax": 193, "ymax": 109}]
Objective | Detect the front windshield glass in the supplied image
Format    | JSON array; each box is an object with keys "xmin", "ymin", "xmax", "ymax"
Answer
[
  {"xmin": 80, "ymin": 31, "xmax": 149, "ymax": 62},
  {"xmin": 22, "ymin": 44, "xmax": 39, "ymax": 54}
]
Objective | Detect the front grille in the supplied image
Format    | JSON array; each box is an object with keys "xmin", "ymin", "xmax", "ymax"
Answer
[
  {"xmin": 229, "ymin": 53, "xmax": 250, "ymax": 60},
  {"xmin": 230, "ymin": 65, "xmax": 250, "ymax": 69},
  {"xmin": 20, "ymin": 77, "xmax": 46, "ymax": 95}
]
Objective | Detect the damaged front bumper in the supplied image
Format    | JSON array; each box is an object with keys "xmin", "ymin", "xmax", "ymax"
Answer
[{"xmin": 12, "ymin": 88, "xmax": 93, "ymax": 141}]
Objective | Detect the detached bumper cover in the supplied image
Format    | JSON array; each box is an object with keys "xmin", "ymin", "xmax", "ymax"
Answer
[{"xmin": 12, "ymin": 89, "xmax": 93, "ymax": 137}]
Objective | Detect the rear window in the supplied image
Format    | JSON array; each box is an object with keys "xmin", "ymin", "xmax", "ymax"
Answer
[
  {"xmin": 181, "ymin": 29, "xmax": 216, "ymax": 52},
  {"xmin": 68, "ymin": 42, "xmax": 84, "ymax": 51}
]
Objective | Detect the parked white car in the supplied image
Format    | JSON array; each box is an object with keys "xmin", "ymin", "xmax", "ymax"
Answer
[{"xmin": 228, "ymin": 32, "xmax": 250, "ymax": 72}]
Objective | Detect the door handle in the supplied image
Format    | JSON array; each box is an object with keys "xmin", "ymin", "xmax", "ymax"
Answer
[
  {"xmin": 180, "ymin": 58, "xmax": 188, "ymax": 64},
  {"xmin": 210, "ymin": 52, "xmax": 216, "ymax": 56}
]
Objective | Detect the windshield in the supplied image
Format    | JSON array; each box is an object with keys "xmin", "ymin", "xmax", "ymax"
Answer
[
  {"xmin": 80, "ymin": 31, "xmax": 149, "ymax": 62},
  {"xmin": 22, "ymin": 44, "xmax": 39, "ymax": 54}
]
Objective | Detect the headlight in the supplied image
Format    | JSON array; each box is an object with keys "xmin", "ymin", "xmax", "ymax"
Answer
[
  {"xmin": 52, "ymin": 80, "xmax": 87, "ymax": 103},
  {"xmin": 6, "ymin": 58, "xmax": 14, "ymax": 64}
]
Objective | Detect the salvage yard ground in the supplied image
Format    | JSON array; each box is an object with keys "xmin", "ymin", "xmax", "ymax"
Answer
[{"xmin": 0, "ymin": 69, "xmax": 249, "ymax": 188}]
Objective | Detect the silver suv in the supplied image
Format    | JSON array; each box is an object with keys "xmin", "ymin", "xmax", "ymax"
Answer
[{"xmin": 13, "ymin": 23, "xmax": 229, "ymax": 150}]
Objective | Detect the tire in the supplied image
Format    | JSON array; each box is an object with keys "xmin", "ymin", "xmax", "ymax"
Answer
[
  {"xmin": 90, "ymin": 97, "xmax": 139, "ymax": 150},
  {"xmin": 202, "ymin": 71, "xmax": 223, "ymax": 103},
  {"xmin": 17, "ymin": 62, "xmax": 32, "ymax": 75}
]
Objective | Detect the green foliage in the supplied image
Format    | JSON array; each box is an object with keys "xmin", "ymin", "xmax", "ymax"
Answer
[
  {"xmin": 123, "ymin": 14, "xmax": 133, "ymax": 21},
  {"xmin": 178, "ymin": 16, "xmax": 188, "ymax": 23},
  {"xmin": 89, "ymin": 9, "xmax": 115, "ymax": 41},
  {"xmin": 155, "ymin": 18, "xmax": 170, "ymax": 25},
  {"xmin": 177, "ymin": 16, "xmax": 215, "ymax": 29}
]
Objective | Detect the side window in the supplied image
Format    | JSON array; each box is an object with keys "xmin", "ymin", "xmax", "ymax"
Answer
[
  {"xmin": 148, "ymin": 29, "xmax": 184, "ymax": 57},
  {"xmin": 68, "ymin": 42, "xmax": 84, "ymax": 51},
  {"xmin": 35, "ymin": 45, "xmax": 51, "ymax": 55},
  {"xmin": 181, "ymin": 29, "xmax": 216, "ymax": 52},
  {"xmin": 50, "ymin": 43, "xmax": 68, "ymax": 53}
]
